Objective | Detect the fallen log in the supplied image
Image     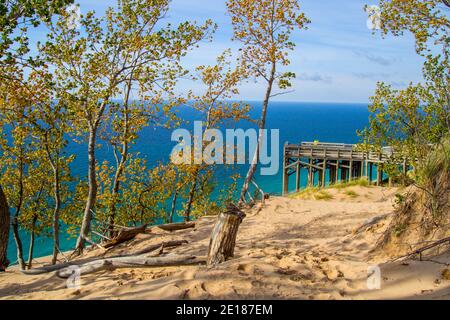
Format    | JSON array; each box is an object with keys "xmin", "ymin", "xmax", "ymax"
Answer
[
  {"xmin": 102, "ymin": 224, "xmax": 147, "ymax": 248},
  {"xmin": 21, "ymin": 262, "xmax": 74, "ymax": 275},
  {"xmin": 56, "ymin": 254, "xmax": 202, "ymax": 278},
  {"xmin": 207, "ymin": 203, "xmax": 246, "ymax": 266},
  {"xmin": 156, "ymin": 221, "xmax": 195, "ymax": 232},
  {"xmin": 113, "ymin": 240, "xmax": 189, "ymax": 258},
  {"xmin": 21, "ymin": 240, "xmax": 189, "ymax": 275}
]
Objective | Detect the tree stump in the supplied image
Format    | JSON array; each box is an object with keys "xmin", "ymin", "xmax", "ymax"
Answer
[
  {"xmin": 0, "ymin": 185, "xmax": 10, "ymax": 272},
  {"xmin": 207, "ymin": 203, "xmax": 246, "ymax": 266}
]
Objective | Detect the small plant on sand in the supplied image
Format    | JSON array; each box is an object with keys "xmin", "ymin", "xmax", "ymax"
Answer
[
  {"xmin": 442, "ymin": 269, "xmax": 450, "ymax": 281},
  {"xmin": 394, "ymin": 193, "xmax": 405, "ymax": 206},
  {"xmin": 393, "ymin": 223, "xmax": 407, "ymax": 237},
  {"xmin": 344, "ymin": 190, "xmax": 358, "ymax": 198},
  {"xmin": 314, "ymin": 191, "xmax": 333, "ymax": 201},
  {"xmin": 290, "ymin": 187, "xmax": 318, "ymax": 199}
]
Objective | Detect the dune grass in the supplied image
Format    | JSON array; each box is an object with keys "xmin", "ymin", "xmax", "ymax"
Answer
[
  {"xmin": 290, "ymin": 178, "xmax": 370, "ymax": 199},
  {"xmin": 291, "ymin": 187, "xmax": 334, "ymax": 200},
  {"xmin": 314, "ymin": 190, "xmax": 333, "ymax": 200},
  {"xmin": 289, "ymin": 178, "xmax": 371, "ymax": 198},
  {"xmin": 333, "ymin": 178, "xmax": 369, "ymax": 189},
  {"xmin": 344, "ymin": 190, "xmax": 358, "ymax": 198}
]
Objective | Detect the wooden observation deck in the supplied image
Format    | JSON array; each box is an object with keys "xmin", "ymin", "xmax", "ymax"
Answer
[{"xmin": 282, "ymin": 142, "xmax": 405, "ymax": 195}]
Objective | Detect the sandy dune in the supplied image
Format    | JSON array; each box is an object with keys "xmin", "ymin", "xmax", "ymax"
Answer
[{"xmin": 0, "ymin": 186, "xmax": 449, "ymax": 300}]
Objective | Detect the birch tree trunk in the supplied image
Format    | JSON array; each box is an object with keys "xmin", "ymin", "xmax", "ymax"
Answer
[
  {"xmin": 108, "ymin": 153, "xmax": 126, "ymax": 238},
  {"xmin": 27, "ymin": 215, "xmax": 37, "ymax": 269},
  {"xmin": 184, "ymin": 176, "xmax": 197, "ymax": 222},
  {"xmin": 45, "ymin": 140, "xmax": 62, "ymax": 265},
  {"xmin": 51, "ymin": 164, "xmax": 61, "ymax": 265},
  {"xmin": 75, "ymin": 127, "xmax": 98, "ymax": 253},
  {"xmin": 12, "ymin": 155, "xmax": 26, "ymax": 270},
  {"xmin": 108, "ymin": 79, "xmax": 131, "ymax": 238},
  {"xmin": 169, "ymin": 189, "xmax": 178, "ymax": 223},
  {"xmin": 239, "ymin": 63, "xmax": 276, "ymax": 205},
  {"xmin": 0, "ymin": 185, "xmax": 9, "ymax": 271}
]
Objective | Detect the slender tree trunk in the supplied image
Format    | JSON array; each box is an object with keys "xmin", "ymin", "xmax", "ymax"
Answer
[
  {"xmin": 108, "ymin": 157, "xmax": 126, "ymax": 238},
  {"xmin": 0, "ymin": 185, "xmax": 10, "ymax": 271},
  {"xmin": 12, "ymin": 155, "xmax": 26, "ymax": 270},
  {"xmin": 11, "ymin": 216, "xmax": 25, "ymax": 270},
  {"xmin": 27, "ymin": 215, "xmax": 37, "ymax": 269},
  {"xmin": 51, "ymin": 165, "xmax": 61, "ymax": 265},
  {"xmin": 109, "ymin": 78, "xmax": 132, "ymax": 238},
  {"xmin": 169, "ymin": 189, "xmax": 178, "ymax": 224},
  {"xmin": 108, "ymin": 139, "xmax": 128, "ymax": 238},
  {"xmin": 184, "ymin": 176, "xmax": 198, "ymax": 222},
  {"xmin": 239, "ymin": 62, "xmax": 276, "ymax": 205},
  {"xmin": 44, "ymin": 136, "xmax": 62, "ymax": 265},
  {"xmin": 75, "ymin": 128, "xmax": 98, "ymax": 254}
]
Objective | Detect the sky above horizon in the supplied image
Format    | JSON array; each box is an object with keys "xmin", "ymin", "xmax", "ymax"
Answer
[{"xmin": 36, "ymin": 0, "xmax": 426, "ymax": 103}]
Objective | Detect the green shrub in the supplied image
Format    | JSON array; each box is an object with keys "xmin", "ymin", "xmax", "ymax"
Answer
[
  {"xmin": 314, "ymin": 191, "xmax": 333, "ymax": 200},
  {"xmin": 344, "ymin": 190, "xmax": 358, "ymax": 198}
]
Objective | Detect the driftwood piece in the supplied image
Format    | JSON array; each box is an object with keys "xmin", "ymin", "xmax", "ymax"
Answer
[
  {"xmin": 116, "ymin": 240, "xmax": 189, "ymax": 257},
  {"xmin": 250, "ymin": 180, "xmax": 266, "ymax": 204},
  {"xmin": 84, "ymin": 236, "xmax": 106, "ymax": 251},
  {"xmin": 352, "ymin": 214, "xmax": 389, "ymax": 234},
  {"xmin": 56, "ymin": 254, "xmax": 202, "ymax": 278},
  {"xmin": 207, "ymin": 204, "xmax": 246, "ymax": 266},
  {"xmin": 21, "ymin": 240, "xmax": 189, "ymax": 275},
  {"xmin": 391, "ymin": 236, "xmax": 450, "ymax": 262},
  {"xmin": 103, "ymin": 224, "xmax": 147, "ymax": 248},
  {"xmin": 21, "ymin": 261, "xmax": 89, "ymax": 275},
  {"xmin": 156, "ymin": 221, "xmax": 195, "ymax": 232}
]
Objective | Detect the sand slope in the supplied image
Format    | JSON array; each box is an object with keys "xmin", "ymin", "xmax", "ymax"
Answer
[{"xmin": 0, "ymin": 186, "xmax": 449, "ymax": 300}]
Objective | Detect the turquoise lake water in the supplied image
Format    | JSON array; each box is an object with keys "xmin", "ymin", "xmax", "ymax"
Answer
[{"xmin": 6, "ymin": 101, "xmax": 371, "ymax": 263}]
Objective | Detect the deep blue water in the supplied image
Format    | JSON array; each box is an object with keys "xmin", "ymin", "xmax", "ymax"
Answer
[{"xmin": 6, "ymin": 101, "xmax": 370, "ymax": 263}]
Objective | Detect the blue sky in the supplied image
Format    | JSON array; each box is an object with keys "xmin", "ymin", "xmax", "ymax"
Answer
[{"xmin": 35, "ymin": 0, "xmax": 426, "ymax": 103}]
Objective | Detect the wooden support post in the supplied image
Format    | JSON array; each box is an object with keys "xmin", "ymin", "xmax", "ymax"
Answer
[
  {"xmin": 377, "ymin": 153, "xmax": 382, "ymax": 186},
  {"xmin": 349, "ymin": 160, "xmax": 353, "ymax": 181},
  {"xmin": 318, "ymin": 168, "xmax": 323, "ymax": 187},
  {"xmin": 282, "ymin": 142, "xmax": 288, "ymax": 195},
  {"xmin": 306, "ymin": 159, "xmax": 311, "ymax": 187},
  {"xmin": 365, "ymin": 158, "xmax": 369, "ymax": 181},
  {"xmin": 283, "ymin": 167, "xmax": 288, "ymax": 195},
  {"xmin": 369, "ymin": 162, "xmax": 373, "ymax": 185},
  {"xmin": 377, "ymin": 165, "xmax": 382, "ymax": 186},
  {"xmin": 341, "ymin": 161, "xmax": 347, "ymax": 182},
  {"xmin": 330, "ymin": 164, "xmax": 336, "ymax": 185},
  {"xmin": 322, "ymin": 160, "xmax": 326, "ymax": 187},
  {"xmin": 360, "ymin": 160, "xmax": 364, "ymax": 178},
  {"xmin": 207, "ymin": 204, "xmax": 246, "ymax": 266},
  {"xmin": 295, "ymin": 162, "xmax": 301, "ymax": 192},
  {"xmin": 336, "ymin": 160, "xmax": 340, "ymax": 184},
  {"xmin": 307, "ymin": 159, "xmax": 312, "ymax": 187}
]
